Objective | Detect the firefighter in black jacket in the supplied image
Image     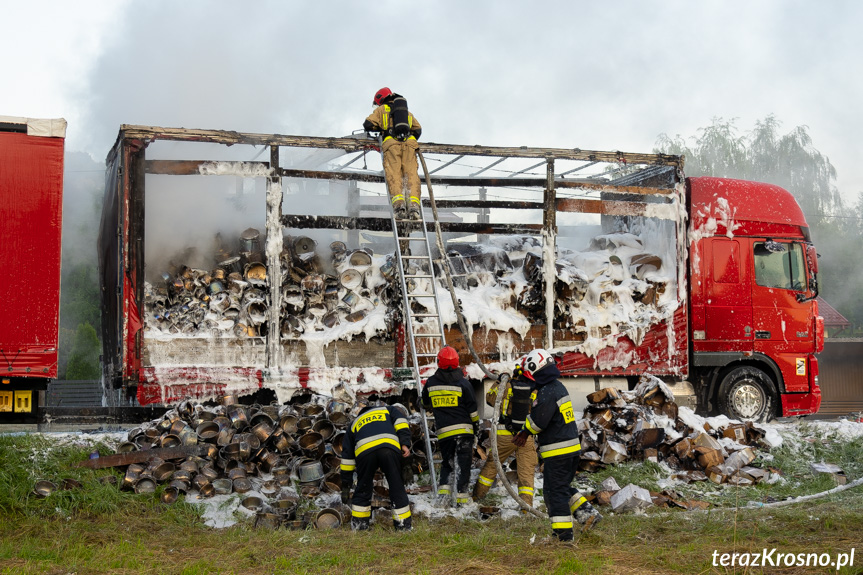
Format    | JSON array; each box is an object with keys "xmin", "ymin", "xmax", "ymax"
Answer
[
  {"xmin": 421, "ymin": 346, "xmax": 479, "ymax": 506},
  {"xmin": 513, "ymin": 348, "xmax": 602, "ymax": 541},
  {"xmin": 340, "ymin": 398, "xmax": 413, "ymax": 531}
]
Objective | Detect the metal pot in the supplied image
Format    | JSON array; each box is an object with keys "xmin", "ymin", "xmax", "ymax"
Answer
[
  {"xmin": 117, "ymin": 441, "xmax": 138, "ymax": 453},
  {"xmin": 160, "ymin": 486, "xmax": 180, "ymax": 505},
  {"xmin": 296, "ymin": 417, "xmax": 313, "ymax": 433},
  {"xmin": 293, "ymin": 236, "xmax": 317, "ymax": 263},
  {"xmin": 224, "ymin": 441, "xmax": 251, "ymax": 462},
  {"xmin": 348, "ymin": 250, "xmax": 372, "ymax": 268},
  {"xmin": 220, "ymin": 394, "xmax": 238, "ymax": 407},
  {"xmin": 33, "ymin": 480, "xmax": 57, "ymax": 498},
  {"xmin": 151, "ymin": 462, "xmax": 176, "ymax": 482},
  {"xmin": 298, "ymin": 432, "xmax": 324, "ymax": 458},
  {"xmin": 251, "ymin": 421, "xmax": 274, "ymax": 443},
  {"xmin": 196, "ymin": 421, "xmax": 220, "ymax": 442},
  {"xmin": 328, "ymin": 412, "xmax": 350, "ymax": 429},
  {"xmin": 134, "ymin": 477, "xmax": 157, "ymax": 494},
  {"xmin": 233, "ymin": 477, "xmax": 252, "ymax": 494},
  {"xmin": 212, "ymin": 478, "xmax": 233, "ymax": 495},
  {"xmin": 160, "ymin": 434, "xmax": 181, "ymax": 448},
  {"xmin": 297, "ymin": 460, "xmax": 325, "ymax": 483},
  {"xmin": 241, "ymin": 496, "xmax": 264, "ymax": 511},
  {"xmin": 314, "ymin": 508, "xmax": 342, "ymax": 529},
  {"xmin": 226, "ymin": 405, "xmax": 249, "ymax": 430},
  {"xmin": 312, "ymin": 419, "xmax": 335, "ymax": 441},
  {"xmin": 331, "ymin": 432, "xmax": 345, "ymax": 457},
  {"xmin": 339, "ymin": 269, "xmax": 363, "ymax": 291},
  {"xmin": 304, "ymin": 404, "xmax": 325, "ymax": 419},
  {"xmin": 254, "ymin": 512, "xmax": 281, "ymax": 530},
  {"xmin": 219, "ymin": 257, "xmax": 243, "ymax": 276}
]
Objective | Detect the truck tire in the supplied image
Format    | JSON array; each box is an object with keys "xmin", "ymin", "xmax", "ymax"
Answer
[{"xmin": 716, "ymin": 366, "xmax": 776, "ymax": 423}]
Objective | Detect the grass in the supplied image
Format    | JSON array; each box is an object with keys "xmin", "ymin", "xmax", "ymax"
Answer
[{"xmin": 1, "ymin": 429, "xmax": 862, "ymax": 574}]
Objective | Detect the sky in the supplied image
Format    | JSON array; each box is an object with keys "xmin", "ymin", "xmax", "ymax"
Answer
[{"xmin": 2, "ymin": 0, "xmax": 862, "ymax": 207}]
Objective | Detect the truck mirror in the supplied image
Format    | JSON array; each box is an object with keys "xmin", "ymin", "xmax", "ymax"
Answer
[{"xmin": 807, "ymin": 244, "xmax": 818, "ymax": 274}]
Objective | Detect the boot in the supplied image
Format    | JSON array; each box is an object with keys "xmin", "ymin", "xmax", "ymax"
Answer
[
  {"xmin": 394, "ymin": 516, "xmax": 412, "ymax": 531},
  {"xmin": 473, "ymin": 477, "xmax": 492, "ymax": 502},
  {"xmin": 573, "ymin": 501, "xmax": 603, "ymax": 532},
  {"xmin": 393, "ymin": 204, "xmax": 407, "ymax": 220},
  {"xmin": 408, "ymin": 198, "xmax": 422, "ymax": 221},
  {"xmin": 350, "ymin": 516, "xmax": 371, "ymax": 531}
]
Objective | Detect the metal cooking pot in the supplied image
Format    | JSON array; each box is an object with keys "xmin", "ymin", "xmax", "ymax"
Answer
[
  {"xmin": 314, "ymin": 508, "xmax": 342, "ymax": 529},
  {"xmin": 297, "ymin": 460, "xmax": 324, "ymax": 483}
]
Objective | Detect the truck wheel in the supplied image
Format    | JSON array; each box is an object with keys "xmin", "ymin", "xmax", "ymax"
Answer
[{"xmin": 716, "ymin": 366, "xmax": 776, "ymax": 423}]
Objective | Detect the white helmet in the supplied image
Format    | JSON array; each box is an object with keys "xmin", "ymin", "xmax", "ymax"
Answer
[{"xmin": 522, "ymin": 349, "xmax": 554, "ymax": 379}]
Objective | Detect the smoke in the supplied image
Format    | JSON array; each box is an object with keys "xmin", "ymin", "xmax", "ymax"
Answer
[{"xmin": 62, "ymin": 151, "xmax": 103, "ymax": 269}]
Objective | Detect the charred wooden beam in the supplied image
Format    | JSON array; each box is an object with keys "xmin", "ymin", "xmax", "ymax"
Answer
[
  {"xmin": 428, "ymin": 199, "xmax": 541, "ymax": 210},
  {"xmin": 280, "ymin": 168, "xmax": 385, "ymax": 183},
  {"xmin": 278, "ymin": 169, "xmax": 673, "ymax": 196},
  {"xmin": 120, "ymin": 124, "xmax": 683, "ymax": 166},
  {"xmin": 556, "ymin": 197, "xmax": 675, "ymax": 218},
  {"xmin": 144, "ymin": 161, "xmax": 675, "ymax": 197},
  {"xmin": 144, "ymin": 159, "xmax": 270, "ymax": 175},
  {"xmin": 280, "ymin": 214, "xmax": 541, "ymax": 235}
]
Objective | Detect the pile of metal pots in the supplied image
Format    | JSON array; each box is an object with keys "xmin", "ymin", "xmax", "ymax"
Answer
[
  {"xmin": 113, "ymin": 393, "xmax": 434, "ymax": 529},
  {"xmin": 143, "ymin": 229, "xmax": 402, "ymax": 339},
  {"xmin": 144, "ymin": 227, "xmax": 271, "ymax": 338},
  {"xmin": 277, "ymin": 238, "xmax": 400, "ymax": 338}
]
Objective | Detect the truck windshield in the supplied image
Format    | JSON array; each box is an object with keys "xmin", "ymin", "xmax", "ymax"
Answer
[{"xmin": 753, "ymin": 241, "xmax": 806, "ymax": 291}]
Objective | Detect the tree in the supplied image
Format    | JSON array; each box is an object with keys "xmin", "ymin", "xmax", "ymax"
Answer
[
  {"xmin": 58, "ymin": 264, "xmax": 102, "ymax": 378},
  {"xmin": 65, "ymin": 322, "xmax": 101, "ymax": 380},
  {"xmin": 655, "ymin": 115, "xmax": 842, "ymax": 219}
]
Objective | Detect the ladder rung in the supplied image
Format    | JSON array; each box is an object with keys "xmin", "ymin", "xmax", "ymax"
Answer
[
  {"xmin": 416, "ymin": 353, "xmax": 438, "ymax": 357},
  {"xmin": 401, "ymin": 255, "xmax": 429, "ymax": 260},
  {"xmin": 411, "ymin": 313, "xmax": 442, "ymax": 318},
  {"xmin": 413, "ymin": 333, "xmax": 443, "ymax": 338},
  {"xmin": 399, "ymin": 237, "xmax": 428, "ymax": 241},
  {"xmin": 404, "ymin": 274, "xmax": 433, "ymax": 279},
  {"xmin": 407, "ymin": 294, "xmax": 437, "ymax": 298}
]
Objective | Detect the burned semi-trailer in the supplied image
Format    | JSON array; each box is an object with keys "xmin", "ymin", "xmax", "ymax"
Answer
[
  {"xmin": 98, "ymin": 124, "xmax": 823, "ymax": 421},
  {"xmin": 0, "ymin": 116, "xmax": 67, "ymax": 422}
]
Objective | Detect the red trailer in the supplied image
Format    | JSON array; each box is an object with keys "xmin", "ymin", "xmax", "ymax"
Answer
[
  {"xmin": 0, "ymin": 116, "xmax": 66, "ymax": 422},
  {"xmin": 98, "ymin": 125, "xmax": 822, "ymax": 421}
]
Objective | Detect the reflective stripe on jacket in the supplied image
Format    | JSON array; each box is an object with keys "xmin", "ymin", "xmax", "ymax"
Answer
[
  {"xmin": 340, "ymin": 405, "xmax": 411, "ymax": 484},
  {"xmin": 522, "ymin": 365, "xmax": 580, "ymax": 460},
  {"xmin": 422, "ymin": 367, "xmax": 478, "ymax": 437}
]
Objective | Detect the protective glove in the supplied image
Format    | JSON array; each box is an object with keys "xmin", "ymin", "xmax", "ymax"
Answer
[
  {"xmin": 340, "ymin": 486, "xmax": 351, "ymax": 505},
  {"xmin": 512, "ymin": 430, "xmax": 529, "ymax": 448},
  {"xmin": 472, "ymin": 422, "xmax": 480, "ymax": 437}
]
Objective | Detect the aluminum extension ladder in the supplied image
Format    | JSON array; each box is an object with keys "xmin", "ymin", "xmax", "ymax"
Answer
[{"xmin": 387, "ymin": 195, "xmax": 448, "ymax": 495}]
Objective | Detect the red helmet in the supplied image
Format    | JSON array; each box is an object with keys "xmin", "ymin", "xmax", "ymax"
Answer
[
  {"xmin": 373, "ymin": 87, "xmax": 393, "ymax": 106},
  {"xmin": 437, "ymin": 346, "xmax": 459, "ymax": 370}
]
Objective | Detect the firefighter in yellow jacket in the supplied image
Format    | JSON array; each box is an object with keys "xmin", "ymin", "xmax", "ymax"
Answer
[
  {"xmin": 473, "ymin": 359, "xmax": 538, "ymax": 506},
  {"xmin": 363, "ymin": 87, "xmax": 423, "ymax": 221}
]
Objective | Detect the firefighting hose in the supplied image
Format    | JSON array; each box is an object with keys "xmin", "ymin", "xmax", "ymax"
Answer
[{"xmin": 417, "ymin": 149, "xmax": 546, "ymax": 518}]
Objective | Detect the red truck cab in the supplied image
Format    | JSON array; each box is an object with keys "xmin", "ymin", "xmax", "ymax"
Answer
[
  {"xmin": 0, "ymin": 116, "xmax": 66, "ymax": 422},
  {"xmin": 688, "ymin": 177, "xmax": 823, "ymax": 420}
]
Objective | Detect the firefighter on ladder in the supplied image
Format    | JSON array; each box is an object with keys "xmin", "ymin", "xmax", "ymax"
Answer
[
  {"xmin": 422, "ymin": 346, "xmax": 479, "ymax": 506},
  {"xmin": 513, "ymin": 349, "xmax": 603, "ymax": 541},
  {"xmin": 340, "ymin": 397, "xmax": 414, "ymax": 531},
  {"xmin": 363, "ymin": 87, "xmax": 423, "ymax": 221},
  {"xmin": 473, "ymin": 357, "xmax": 538, "ymax": 507}
]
